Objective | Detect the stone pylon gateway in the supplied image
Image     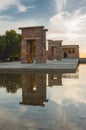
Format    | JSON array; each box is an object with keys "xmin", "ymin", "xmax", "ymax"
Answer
[{"xmin": 19, "ymin": 26, "xmax": 48, "ymax": 63}]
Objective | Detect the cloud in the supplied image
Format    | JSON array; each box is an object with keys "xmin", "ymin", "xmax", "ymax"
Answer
[
  {"xmin": 54, "ymin": 0, "xmax": 67, "ymax": 12},
  {"xmin": 47, "ymin": 6, "xmax": 86, "ymax": 57},
  {"xmin": 17, "ymin": 4, "xmax": 35, "ymax": 13},
  {"xmin": 0, "ymin": 0, "xmax": 13, "ymax": 10},
  {"xmin": 0, "ymin": 18, "xmax": 42, "ymax": 35},
  {"xmin": 51, "ymin": 79, "xmax": 86, "ymax": 106},
  {"xmin": 47, "ymin": 9, "xmax": 86, "ymax": 54},
  {"xmin": 0, "ymin": 15, "xmax": 13, "ymax": 20},
  {"xmin": 0, "ymin": 0, "xmax": 33, "ymax": 12},
  {"xmin": 17, "ymin": 3, "xmax": 27, "ymax": 12}
]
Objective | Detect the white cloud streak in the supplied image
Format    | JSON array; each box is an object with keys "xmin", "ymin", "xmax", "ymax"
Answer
[
  {"xmin": 0, "ymin": 15, "xmax": 13, "ymax": 20},
  {"xmin": 47, "ymin": 8, "xmax": 86, "ymax": 57},
  {"xmin": 17, "ymin": 3, "xmax": 27, "ymax": 12},
  {"xmin": 0, "ymin": 0, "xmax": 32, "ymax": 12},
  {"xmin": 54, "ymin": 0, "xmax": 67, "ymax": 12},
  {"xmin": 0, "ymin": 18, "xmax": 42, "ymax": 35}
]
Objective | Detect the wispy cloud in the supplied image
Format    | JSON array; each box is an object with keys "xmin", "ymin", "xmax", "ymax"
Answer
[
  {"xmin": 48, "ymin": 9, "xmax": 86, "ymax": 37},
  {"xmin": 0, "ymin": 15, "xmax": 13, "ymax": 20},
  {"xmin": 17, "ymin": 5, "xmax": 35, "ymax": 13},
  {"xmin": 47, "ymin": 1, "xmax": 86, "ymax": 57},
  {"xmin": 0, "ymin": 0, "xmax": 34, "ymax": 12},
  {"xmin": 0, "ymin": 18, "xmax": 42, "ymax": 35},
  {"xmin": 17, "ymin": 3, "xmax": 27, "ymax": 12},
  {"xmin": 51, "ymin": 78, "xmax": 86, "ymax": 106},
  {"xmin": 0, "ymin": 0, "xmax": 17, "ymax": 11},
  {"xmin": 54, "ymin": 0, "xmax": 67, "ymax": 12}
]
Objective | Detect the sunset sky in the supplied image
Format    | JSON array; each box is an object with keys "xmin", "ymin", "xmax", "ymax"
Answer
[{"xmin": 0, "ymin": 0, "xmax": 86, "ymax": 57}]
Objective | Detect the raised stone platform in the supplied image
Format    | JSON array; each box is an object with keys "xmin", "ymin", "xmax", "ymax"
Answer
[
  {"xmin": 0, "ymin": 59, "xmax": 79, "ymax": 73},
  {"xmin": 79, "ymin": 58, "xmax": 86, "ymax": 63}
]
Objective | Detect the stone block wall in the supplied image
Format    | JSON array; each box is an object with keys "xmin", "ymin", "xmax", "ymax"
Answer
[
  {"xmin": 62, "ymin": 45, "xmax": 79, "ymax": 58},
  {"xmin": 48, "ymin": 40, "xmax": 63, "ymax": 60},
  {"xmin": 47, "ymin": 40, "xmax": 79, "ymax": 60},
  {"xmin": 19, "ymin": 26, "xmax": 48, "ymax": 63}
]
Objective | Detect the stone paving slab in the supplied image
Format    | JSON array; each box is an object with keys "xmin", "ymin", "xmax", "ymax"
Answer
[{"xmin": 0, "ymin": 59, "xmax": 79, "ymax": 72}]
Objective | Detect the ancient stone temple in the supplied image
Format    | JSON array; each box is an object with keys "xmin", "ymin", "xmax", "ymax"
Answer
[
  {"xmin": 47, "ymin": 40, "xmax": 79, "ymax": 60},
  {"xmin": 48, "ymin": 40, "xmax": 63, "ymax": 60},
  {"xmin": 62, "ymin": 45, "xmax": 79, "ymax": 59},
  {"xmin": 19, "ymin": 26, "xmax": 48, "ymax": 63}
]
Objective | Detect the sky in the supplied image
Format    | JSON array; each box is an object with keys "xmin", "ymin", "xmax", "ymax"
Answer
[{"xmin": 0, "ymin": 0, "xmax": 86, "ymax": 57}]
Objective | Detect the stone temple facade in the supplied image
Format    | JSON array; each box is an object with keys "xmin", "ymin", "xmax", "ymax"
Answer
[
  {"xmin": 19, "ymin": 26, "xmax": 48, "ymax": 63},
  {"xmin": 47, "ymin": 40, "xmax": 79, "ymax": 60},
  {"xmin": 48, "ymin": 40, "xmax": 63, "ymax": 60},
  {"xmin": 19, "ymin": 26, "xmax": 79, "ymax": 63},
  {"xmin": 62, "ymin": 45, "xmax": 79, "ymax": 59}
]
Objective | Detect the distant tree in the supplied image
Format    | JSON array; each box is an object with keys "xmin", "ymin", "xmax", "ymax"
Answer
[
  {"xmin": 4, "ymin": 30, "xmax": 21, "ymax": 61},
  {"xmin": 0, "ymin": 35, "xmax": 5, "ymax": 60}
]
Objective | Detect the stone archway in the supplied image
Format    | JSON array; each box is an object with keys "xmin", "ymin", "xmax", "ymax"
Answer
[
  {"xmin": 27, "ymin": 40, "xmax": 36, "ymax": 63},
  {"xmin": 64, "ymin": 52, "xmax": 67, "ymax": 58},
  {"xmin": 19, "ymin": 26, "xmax": 48, "ymax": 63},
  {"xmin": 63, "ymin": 48, "xmax": 68, "ymax": 58},
  {"xmin": 51, "ymin": 46, "xmax": 57, "ymax": 58}
]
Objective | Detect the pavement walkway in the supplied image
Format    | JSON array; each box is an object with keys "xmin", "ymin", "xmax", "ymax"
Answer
[{"xmin": 0, "ymin": 59, "xmax": 79, "ymax": 73}]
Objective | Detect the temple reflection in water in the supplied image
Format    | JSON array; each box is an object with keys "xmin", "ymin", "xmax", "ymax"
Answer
[
  {"xmin": 48, "ymin": 73, "xmax": 62, "ymax": 87},
  {"xmin": 20, "ymin": 73, "xmax": 48, "ymax": 106},
  {"xmin": 62, "ymin": 69, "xmax": 79, "ymax": 79},
  {"xmin": 0, "ymin": 69, "xmax": 79, "ymax": 106}
]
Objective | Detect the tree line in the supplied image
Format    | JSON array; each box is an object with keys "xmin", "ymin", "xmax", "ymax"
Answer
[
  {"xmin": 0, "ymin": 30, "xmax": 21, "ymax": 61},
  {"xmin": 0, "ymin": 73, "xmax": 21, "ymax": 93}
]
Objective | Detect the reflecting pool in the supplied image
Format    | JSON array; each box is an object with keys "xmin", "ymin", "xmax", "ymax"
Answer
[{"xmin": 0, "ymin": 65, "xmax": 86, "ymax": 130}]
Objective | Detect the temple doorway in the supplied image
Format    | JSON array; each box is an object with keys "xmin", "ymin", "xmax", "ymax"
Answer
[
  {"xmin": 63, "ymin": 48, "xmax": 68, "ymax": 58},
  {"xmin": 64, "ymin": 52, "xmax": 67, "ymax": 58},
  {"xmin": 27, "ymin": 40, "xmax": 36, "ymax": 63},
  {"xmin": 51, "ymin": 47, "xmax": 57, "ymax": 58}
]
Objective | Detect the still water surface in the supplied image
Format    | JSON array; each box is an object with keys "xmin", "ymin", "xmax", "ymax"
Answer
[{"xmin": 0, "ymin": 65, "xmax": 86, "ymax": 130}]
